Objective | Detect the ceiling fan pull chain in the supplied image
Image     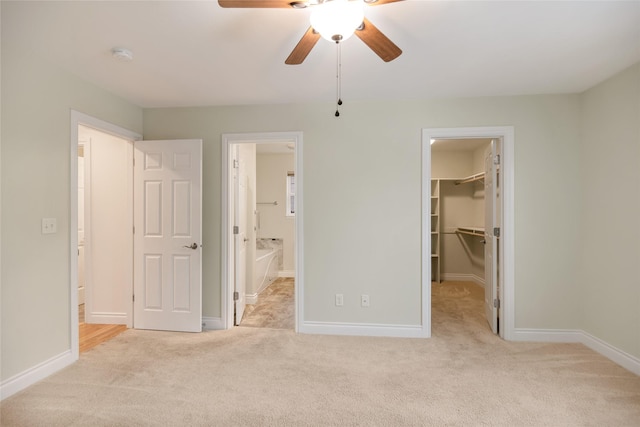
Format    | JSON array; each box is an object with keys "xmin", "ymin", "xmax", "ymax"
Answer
[{"xmin": 335, "ymin": 42, "xmax": 342, "ymax": 117}]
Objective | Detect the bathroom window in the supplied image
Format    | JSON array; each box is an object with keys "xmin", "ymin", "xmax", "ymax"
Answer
[{"xmin": 286, "ymin": 172, "xmax": 295, "ymax": 217}]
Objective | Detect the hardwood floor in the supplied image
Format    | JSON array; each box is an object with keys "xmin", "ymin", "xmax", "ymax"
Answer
[{"xmin": 78, "ymin": 304, "xmax": 127, "ymax": 353}]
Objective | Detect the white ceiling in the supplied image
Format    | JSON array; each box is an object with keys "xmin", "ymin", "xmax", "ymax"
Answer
[{"xmin": 4, "ymin": 1, "xmax": 640, "ymax": 108}]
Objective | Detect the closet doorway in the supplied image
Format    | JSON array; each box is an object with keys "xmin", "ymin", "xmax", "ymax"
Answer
[{"xmin": 422, "ymin": 127, "xmax": 514, "ymax": 340}]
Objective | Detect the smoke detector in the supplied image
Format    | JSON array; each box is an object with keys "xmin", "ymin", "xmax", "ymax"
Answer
[{"xmin": 111, "ymin": 47, "xmax": 133, "ymax": 62}]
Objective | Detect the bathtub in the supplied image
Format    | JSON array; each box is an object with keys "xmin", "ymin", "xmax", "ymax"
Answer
[{"xmin": 255, "ymin": 248, "xmax": 278, "ymax": 294}]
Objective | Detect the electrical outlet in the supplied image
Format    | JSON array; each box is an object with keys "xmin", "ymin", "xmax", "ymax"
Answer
[
  {"xmin": 42, "ymin": 218, "xmax": 57, "ymax": 234},
  {"xmin": 361, "ymin": 294, "xmax": 370, "ymax": 307},
  {"xmin": 335, "ymin": 294, "xmax": 344, "ymax": 307}
]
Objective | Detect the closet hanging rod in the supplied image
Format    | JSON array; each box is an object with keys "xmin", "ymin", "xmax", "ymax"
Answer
[
  {"xmin": 257, "ymin": 201, "xmax": 278, "ymax": 206},
  {"xmin": 455, "ymin": 172, "xmax": 485, "ymax": 185},
  {"xmin": 455, "ymin": 227, "xmax": 485, "ymax": 237}
]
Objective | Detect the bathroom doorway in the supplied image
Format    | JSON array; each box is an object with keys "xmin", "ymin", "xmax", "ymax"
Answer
[
  {"xmin": 70, "ymin": 112, "xmax": 142, "ymax": 357},
  {"xmin": 221, "ymin": 132, "xmax": 303, "ymax": 331},
  {"xmin": 77, "ymin": 124, "xmax": 134, "ymax": 329}
]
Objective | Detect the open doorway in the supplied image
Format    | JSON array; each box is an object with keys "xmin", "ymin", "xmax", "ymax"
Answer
[
  {"xmin": 77, "ymin": 125, "xmax": 132, "ymax": 352},
  {"xmin": 422, "ymin": 127, "xmax": 515, "ymax": 340},
  {"xmin": 70, "ymin": 112, "xmax": 141, "ymax": 357},
  {"xmin": 221, "ymin": 132, "xmax": 303, "ymax": 332},
  {"xmin": 78, "ymin": 125, "xmax": 133, "ymax": 327},
  {"xmin": 430, "ymin": 138, "xmax": 499, "ymax": 336}
]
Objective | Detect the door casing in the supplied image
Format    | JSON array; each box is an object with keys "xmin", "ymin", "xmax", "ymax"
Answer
[
  {"xmin": 70, "ymin": 111, "xmax": 141, "ymax": 360},
  {"xmin": 221, "ymin": 132, "xmax": 304, "ymax": 331},
  {"xmin": 422, "ymin": 127, "xmax": 515, "ymax": 340}
]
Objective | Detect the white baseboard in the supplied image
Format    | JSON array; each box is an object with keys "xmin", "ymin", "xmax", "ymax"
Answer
[
  {"xmin": 580, "ymin": 331, "xmax": 640, "ymax": 376},
  {"xmin": 440, "ymin": 273, "xmax": 484, "ymax": 287},
  {"xmin": 513, "ymin": 328, "xmax": 640, "ymax": 376},
  {"xmin": 85, "ymin": 312, "xmax": 127, "ymax": 325},
  {"xmin": 247, "ymin": 272, "xmax": 293, "ymax": 304},
  {"xmin": 1, "ymin": 350, "xmax": 75, "ymax": 401},
  {"xmin": 245, "ymin": 293, "xmax": 258, "ymax": 304},
  {"xmin": 299, "ymin": 321, "xmax": 426, "ymax": 338},
  {"xmin": 512, "ymin": 328, "xmax": 583, "ymax": 343},
  {"xmin": 278, "ymin": 270, "xmax": 295, "ymax": 278},
  {"xmin": 202, "ymin": 316, "xmax": 224, "ymax": 330}
]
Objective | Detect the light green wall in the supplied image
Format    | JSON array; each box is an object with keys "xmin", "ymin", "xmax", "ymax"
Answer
[
  {"xmin": 1, "ymin": 23, "xmax": 143, "ymax": 380},
  {"xmin": 580, "ymin": 62, "xmax": 640, "ymax": 358},
  {"xmin": 144, "ymin": 94, "xmax": 583, "ymax": 328}
]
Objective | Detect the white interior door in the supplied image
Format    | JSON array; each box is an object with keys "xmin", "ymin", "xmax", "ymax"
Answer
[
  {"xmin": 233, "ymin": 147, "xmax": 247, "ymax": 325},
  {"xmin": 133, "ymin": 139, "xmax": 202, "ymax": 332},
  {"xmin": 484, "ymin": 139, "xmax": 498, "ymax": 334}
]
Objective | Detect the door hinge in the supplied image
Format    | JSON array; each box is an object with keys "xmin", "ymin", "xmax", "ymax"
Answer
[
  {"xmin": 133, "ymin": 157, "xmax": 136, "ymax": 167},
  {"xmin": 494, "ymin": 298, "xmax": 500, "ymax": 309},
  {"xmin": 233, "ymin": 225, "xmax": 239, "ymax": 235},
  {"xmin": 493, "ymin": 227, "xmax": 500, "ymax": 237},
  {"xmin": 233, "ymin": 159, "xmax": 239, "ymax": 169},
  {"xmin": 233, "ymin": 291, "xmax": 239, "ymax": 301},
  {"xmin": 133, "ymin": 226, "xmax": 135, "ymax": 234},
  {"xmin": 132, "ymin": 294, "xmax": 135, "ymax": 302},
  {"xmin": 494, "ymin": 154, "xmax": 500, "ymax": 165}
]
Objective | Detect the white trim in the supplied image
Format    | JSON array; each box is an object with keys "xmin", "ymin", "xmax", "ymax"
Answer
[
  {"xmin": 513, "ymin": 328, "xmax": 640, "ymax": 376},
  {"xmin": 299, "ymin": 321, "xmax": 424, "ymax": 338},
  {"xmin": 512, "ymin": 328, "xmax": 583, "ymax": 343},
  {"xmin": 245, "ymin": 293, "xmax": 259, "ymax": 304},
  {"xmin": 202, "ymin": 316, "xmax": 225, "ymax": 330},
  {"xmin": 440, "ymin": 273, "xmax": 485, "ymax": 287},
  {"xmin": 0, "ymin": 350, "xmax": 74, "ymax": 400},
  {"xmin": 70, "ymin": 110, "xmax": 141, "ymax": 360},
  {"xmin": 580, "ymin": 331, "xmax": 640, "ymax": 376},
  {"xmin": 84, "ymin": 312, "xmax": 128, "ymax": 324},
  {"xmin": 278, "ymin": 270, "xmax": 295, "ymax": 278},
  {"xmin": 422, "ymin": 127, "xmax": 515, "ymax": 340},
  {"xmin": 221, "ymin": 132, "xmax": 303, "ymax": 332},
  {"xmin": 421, "ymin": 137, "xmax": 432, "ymax": 338}
]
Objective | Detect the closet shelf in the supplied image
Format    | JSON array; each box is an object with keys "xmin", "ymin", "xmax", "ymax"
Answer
[
  {"xmin": 455, "ymin": 172, "xmax": 484, "ymax": 186},
  {"xmin": 456, "ymin": 227, "xmax": 485, "ymax": 237}
]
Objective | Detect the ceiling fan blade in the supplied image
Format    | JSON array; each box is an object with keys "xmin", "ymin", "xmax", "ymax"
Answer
[
  {"xmin": 364, "ymin": 0, "xmax": 404, "ymax": 5},
  {"xmin": 218, "ymin": 0, "xmax": 295, "ymax": 8},
  {"xmin": 285, "ymin": 27, "xmax": 321, "ymax": 65},
  {"xmin": 355, "ymin": 17, "xmax": 402, "ymax": 62}
]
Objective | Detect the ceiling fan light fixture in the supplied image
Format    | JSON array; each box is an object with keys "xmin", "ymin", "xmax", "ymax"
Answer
[{"xmin": 310, "ymin": 0, "xmax": 364, "ymax": 42}]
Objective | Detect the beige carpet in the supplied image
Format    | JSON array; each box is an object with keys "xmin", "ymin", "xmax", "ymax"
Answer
[{"xmin": 2, "ymin": 282, "xmax": 640, "ymax": 426}]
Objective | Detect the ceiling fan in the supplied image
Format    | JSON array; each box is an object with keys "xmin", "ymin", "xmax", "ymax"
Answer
[{"xmin": 218, "ymin": 0, "xmax": 404, "ymax": 65}]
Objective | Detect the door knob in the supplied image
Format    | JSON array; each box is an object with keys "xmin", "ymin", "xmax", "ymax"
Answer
[{"xmin": 183, "ymin": 243, "xmax": 199, "ymax": 250}]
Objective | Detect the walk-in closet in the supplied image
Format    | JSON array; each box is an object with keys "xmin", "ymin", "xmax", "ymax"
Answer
[{"xmin": 430, "ymin": 138, "xmax": 494, "ymax": 285}]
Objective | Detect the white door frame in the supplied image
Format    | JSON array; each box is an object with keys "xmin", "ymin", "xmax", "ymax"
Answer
[
  {"xmin": 422, "ymin": 127, "xmax": 515, "ymax": 340},
  {"xmin": 70, "ymin": 111, "xmax": 141, "ymax": 360},
  {"xmin": 221, "ymin": 132, "xmax": 303, "ymax": 331}
]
